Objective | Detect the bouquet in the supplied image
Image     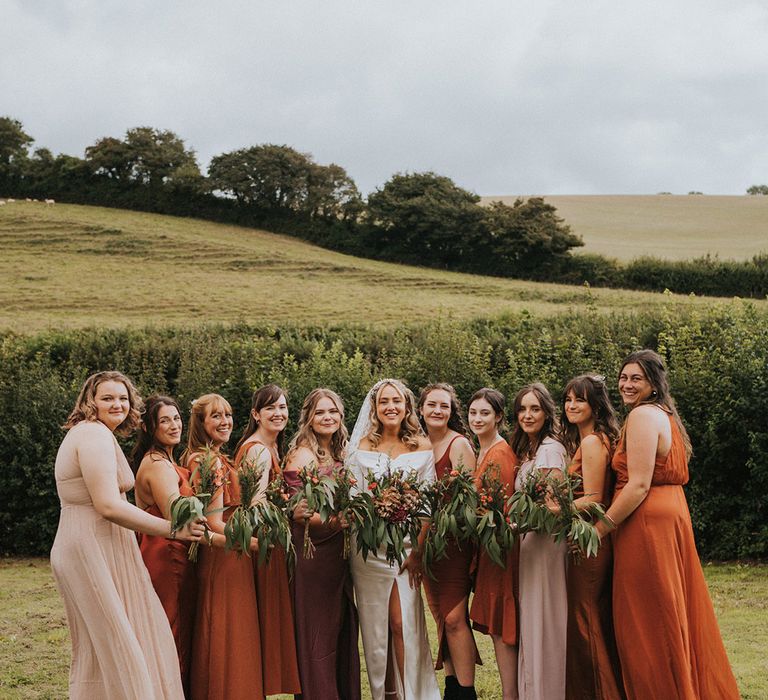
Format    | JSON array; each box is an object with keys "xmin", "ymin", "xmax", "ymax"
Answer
[
  {"xmin": 354, "ymin": 468, "xmax": 429, "ymax": 566},
  {"xmin": 506, "ymin": 469, "xmax": 560, "ymax": 537},
  {"xmin": 546, "ymin": 472, "xmax": 605, "ymax": 559},
  {"xmin": 332, "ymin": 466, "xmax": 367, "ymax": 559},
  {"xmin": 474, "ymin": 463, "xmax": 518, "ymax": 567},
  {"xmin": 171, "ymin": 447, "xmax": 226, "ymax": 562},
  {"xmin": 422, "ymin": 464, "xmax": 479, "ymax": 579},
  {"xmin": 223, "ymin": 459, "xmax": 263, "ymax": 557},
  {"xmin": 287, "ymin": 463, "xmax": 337, "ymax": 558},
  {"xmin": 252, "ymin": 473, "xmax": 295, "ymax": 568}
]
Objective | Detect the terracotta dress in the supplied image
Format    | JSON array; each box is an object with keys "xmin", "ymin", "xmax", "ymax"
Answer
[
  {"xmin": 50, "ymin": 420, "xmax": 184, "ymax": 700},
  {"xmin": 138, "ymin": 461, "xmax": 198, "ymax": 697},
  {"xmin": 235, "ymin": 438, "xmax": 301, "ymax": 697},
  {"xmin": 565, "ymin": 439, "xmax": 624, "ymax": 700},
  {"xmin": 515, "ymin": 436, "xmax": 569, "ymax": 700},
  {"xmin": 284, "ymin": 462, "xmax": 361, "ymax": 700},
  {"xmin": 611, "ymin": 415, "xmax": 740, "ymax": 700},
  {"xmin": 190, "ymin": 454, "xmax": 264, "ymax": 700},
  {"xmin": 469, "ymin": 440, "xmax": 518, "ymax": 646},
  {"xmin": 423, "ymin": 436, "xmax": 482, "ymax": 669}
]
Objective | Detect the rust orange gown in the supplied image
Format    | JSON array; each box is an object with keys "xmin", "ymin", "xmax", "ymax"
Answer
[
  {"xmin": 423, "ymin": 435, "xmax": 482, "ymax": 670},
  {"xmin": 235, "ymin": 438, "xmax": 301, "ymax": 696},
  {"xmin": 189, "ymin": 454, "xmax": 264, "ymax": 700},
  {"xmin": 611, "ymin": 415, "xmax": 740, "ymax": 700},
  {"xmin": 469, "ymin": 440, "xmax": 519, "ymax": 646},
  {"xmin": 138, "ymin": 461, "xmax": 197, "ymax": 697},
  {"xmin": 566, "ymin": 438, "xmax": 624, "ymax": 700}
]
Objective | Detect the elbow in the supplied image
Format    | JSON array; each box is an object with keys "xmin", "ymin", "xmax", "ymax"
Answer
[{"xmin": 94, "ymin": 500, "xmax": 121, "ymax": 522}]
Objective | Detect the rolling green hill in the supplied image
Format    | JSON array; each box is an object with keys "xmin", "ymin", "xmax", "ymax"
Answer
[
  {"xmin": 0, "ymin": 201, "xmax": 759, "ymax": 333},
  {"xmin": 483, "ymin": 194, "xmax": 768, "ymax": 261}
]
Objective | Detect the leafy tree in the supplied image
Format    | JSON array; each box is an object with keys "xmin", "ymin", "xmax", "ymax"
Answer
[
  {"xmin": 85, "ymin": 136, "xmax": 134, "ymax": 181},
  {"xmin": 306, "ymin": 163, "xmax": 363, "ymax": 221},
  {"xmin": 124, "ymin": 127, "xmax": 199, "ymax": 188},
  {"xmin": 747, "ymin": 184, "xmax": 768, "ymax": 195},
  {"xmin": 366, "ymin": 171, "xmax": 485, "ymax": 265},
  {"xmin": 480, "ymin": 198, "xmax": 583, "ymax": 275},
  {"xmin": 0, "ymin": 116, "xmax": 34, "ymax": 189}
]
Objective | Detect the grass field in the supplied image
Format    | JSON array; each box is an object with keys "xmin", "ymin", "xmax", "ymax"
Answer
[
  {"xmin": 0, "ymin": 202, "xmax": 755, "ymax": 334},
  {"xmin": 483, "ymin": 194, "xmax": 768, "ymax": 262},
  {"xmin": 1, "ymin": 558, "xmax": 764, "ymax": 699}
]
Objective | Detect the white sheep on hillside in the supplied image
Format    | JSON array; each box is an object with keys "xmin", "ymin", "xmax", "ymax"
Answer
[{"xmin": 44, "ymin": 198, "xmax": 55, "ymax": 206}]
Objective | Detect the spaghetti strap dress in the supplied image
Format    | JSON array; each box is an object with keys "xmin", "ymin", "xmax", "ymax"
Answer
[
  {"xmin": 611, "ymin": 415, "xmax": 740, "ymax": 699},
  {"xmin": 235, "ymin": 438, "xmax": 301, "ymax": 696},
  {"xmin": 469, "ymin": 440, "xmax": 519, "ymax": 646},
  {"xmin": 515, "ymin": 436, "xmax": 569, "ymax": 700},
  {"xmin": 190, "ymin": 453, "xmax": 265, "ymax": 700},
  {"xmin": 423, "ymin": 435, "xmax": 482, "ymax": 669},
  {"xmin": 348, "ymin": 449, "xmax": 441, "ymax": 700},
  {"xmin": 50, "ymin": 420, "xmax": 184, "ymax": 700},
  {"xmin": 565, "ymin": 438, "xmax": 624, "ymax": 700},
  {"xmin": 138, "ymin": 461, "xmax": 198, "ymax": 697},
  {"xmin": 284, "ymin": 461, "xmax": 361, "ymax": 700}
]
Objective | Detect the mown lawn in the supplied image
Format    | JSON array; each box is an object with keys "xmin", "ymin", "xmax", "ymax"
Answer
[
  {"xmin": 0, "ymin": 202, "xmax": 750, "ymax": 334},
  {"xmin": 1, "ymin": 558, "xmax": 764, "ymax": 699}
]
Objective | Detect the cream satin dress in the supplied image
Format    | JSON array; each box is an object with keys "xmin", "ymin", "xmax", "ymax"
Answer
[{"xmin": 349, "ymin": 449, "xmax": 440, "ymax": 700}]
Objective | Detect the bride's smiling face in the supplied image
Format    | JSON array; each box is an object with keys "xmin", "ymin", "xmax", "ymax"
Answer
[{"xmin": 376, "ymin": 384, "xmax": 406, "ymax": 430}]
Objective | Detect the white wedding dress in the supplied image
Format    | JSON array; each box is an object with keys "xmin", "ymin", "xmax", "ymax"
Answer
[{"xmin": 348, "ymin": 449, "xmax": 440, "ymax": 700}]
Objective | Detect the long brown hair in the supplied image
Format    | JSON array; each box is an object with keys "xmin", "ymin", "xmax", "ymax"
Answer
[
  {"xmin": 365, "ymin": 379, "xmax": 423, "ymax": 450},
  {"xmin": 130, "ymin": 395, "xmax": 181, "ymax": 473},
  {"xmin": 560, "ymin": 375, "xmax": 620, "ymax": 457},
  {"xmin": 509, "ymin": 382, "xmax": 559, "ymax": 461},
  {"xmin": 468, "ymin": 387, "xmax": 507, "ymax": 437},
  {"xmin": 180, "ymin": 393, "xmax": 232, "ymax": 466},
  {"xmin": 418, "ymin": 383, "xmax": 469, "ymax": 437},
  {"xmin": 286, "ymin": 388, "xmax": 348, "ymax": 465},
  {"xmin": 619, "ymin": 350, "xmax": 692, "ymax": 457},
  {"xmin": 64, "ymin": 370, "xmax": 143, "ymax": 438},
  {"xmin": 233, "ymin": 384, "xmax": 288, "ymax": 458}
]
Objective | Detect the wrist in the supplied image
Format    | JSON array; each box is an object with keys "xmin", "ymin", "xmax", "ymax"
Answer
[{"xmin": 169, "ymin": 521, "xmax": 177, "ymax": 539}]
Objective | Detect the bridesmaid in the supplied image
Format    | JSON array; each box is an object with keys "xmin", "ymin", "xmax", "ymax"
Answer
[
  {"xmin": 283, "ymin": 388, "xmax": 361, "ymax": 700},
  {"xmin": 511, "ymin": 382, "xmax": 568, "ymax": 700},
  {"xmin": 185, "ymin": 393, "xmax": 264, "ymax": 700},
  {"xmin": 132, "ymin": 395, "xmax": 198, "ymax": 697},
  {"xmin": 596, "ymin": 351, "xmax": 740, "ymax": 699},
  {"xmin": 418, "ymin": 383, "xmax": 481, "ymax": 700},
  {"xmin": 233, "ymin": 384, "xmax": 301, "ymax": 697},
  {"xmin": 467, "ymin": 388, "xmax": 518, "ymax": 700},
  {"xmin": 50, "ymin": 371, "xmax": 204, "ymax": 700},
  {"xmin": 559, "ymin": 376, "xmax": 624, "ymax": 700}
]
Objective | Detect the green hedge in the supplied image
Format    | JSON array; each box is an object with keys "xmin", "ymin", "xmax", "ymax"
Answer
[{"xmin": 1, "ymin": 303, "xmax": 766, "ymax": 559}]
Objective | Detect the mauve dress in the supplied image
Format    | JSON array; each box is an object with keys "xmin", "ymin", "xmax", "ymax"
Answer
[
  {"xmin": 138, "ymin": 460, "xmax": 198, "ymax": 697},
  {"xmin": 565, "ymin": 438, "xmax": 624, "ymax": 700},
  {"xmin": 50, "ymin": 420, "xmax": 184, "ymax": 700},
  {"xmin": 515, "ymin": 436, "xmax": 569, "ymax": 700},
  {"xmin": 611, "ymin": 414, "xmax": 740, "ymax": 699},
  {"xmin": 284, "ymin": 461, "xmax": 361, "ymax": 700},
  {"xmin": 423, "ymin": 435, "xmax": 482, "ymax": 669},
  {"xmin": 468, "ymin": 440, "xmax": 519, "ymax": 647}
]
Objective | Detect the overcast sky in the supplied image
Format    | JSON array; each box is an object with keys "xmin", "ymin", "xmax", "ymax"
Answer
[{"xmin": 2, "ymin": 0, "xmax": 767, "ymax": 196}]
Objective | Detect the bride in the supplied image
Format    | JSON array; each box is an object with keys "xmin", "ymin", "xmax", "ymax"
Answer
[{"xmin": 347, "ymin": 379, "xmax": 440, "ymax": 699}]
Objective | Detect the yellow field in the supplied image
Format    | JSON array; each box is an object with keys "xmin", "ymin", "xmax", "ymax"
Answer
[
  {"xmin": 483, "ymin": 194, "xmax": 768, "ymax": 261},
  {"xmin": 0, "ymin": 202, "xmax": 741, "ymax": 334}
]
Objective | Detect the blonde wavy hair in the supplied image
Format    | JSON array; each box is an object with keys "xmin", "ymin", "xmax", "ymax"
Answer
[
  {"xmin": 180, "ymin": 393, "xmax": 232, "ymax": 465},
  {"xmin": 64, "ymin": 370, "xmax": 143, "ymax": 438},
  {"xmin": 287, "ymin": 388, "xmax": 348, "ymax": 465},
  {"xmin": 365, "ymin": 379, "xmax": 423, "ymax": 450}
]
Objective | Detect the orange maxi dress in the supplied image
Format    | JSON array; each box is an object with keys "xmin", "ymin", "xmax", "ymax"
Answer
[
  {"xmin": 138, "ymin": 462, "xmax": 198, "ymax": 697},
  {"xmin": 423, "ymin": 435, "xmax": 482, "ymax": 669},
  {"xmin": 235, "ymin": 438, "xmax": 301, "ymax": 696},
  {"xmin": 611, "ymin": 415, "xmax": 740, "ymax": 700},
  {"xmin": 469, "ymin": 440, "xmax": 519, "ymax": 646},
  {"xmin": 566, "ymin": 439, "xmax": 624, "ymax": 700},
  {"xmin": 190, "ymin": 454, "xmax": 265, "ymax": 700}
]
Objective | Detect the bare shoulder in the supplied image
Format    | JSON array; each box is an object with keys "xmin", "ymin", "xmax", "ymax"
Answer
[
  {"xmin": 415, "ymin": 435, "xmax": 433, "ymax": 451},
  {"xmin": 359, "ymin": 436, "xmax": 374, "ymax": 451},
  {"xmin": 581, "ymin": 433, "xmax": 607, "ymax": 452},
  {"xmin": 628, "ymin": 404, "xmax": 667, "ymax": 428},
  {"xmin": 285, "ymin": 446, "xmax": 315, "ymax": 472}
]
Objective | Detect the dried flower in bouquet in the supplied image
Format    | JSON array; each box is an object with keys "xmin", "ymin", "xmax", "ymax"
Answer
[
  {"xmin": 475, "ymin": 463, "xmax": 518, "ymax": 568},
  {"xmin": 354, "ymin": 468, "xmax": 429, "ymax": 566},
  {"xmin": 506, "ymin": 469, "xmax": 560, "ymax": 537},
  {"xmin": 252, "ymin": 474, "xmax": 295, "ymax": 569},
  {"xmin": 332, "ymin": 466, "xmax": 367, "ymax": 559},
  {"xmin": 287, "ymin": 462, "xmax": 337, "ymax": 559},
  {"xmin": 546, "ymin": 472, "xmax": 605, "ymax": 559},
  {"xmin": 422, "ymin": 464, "xmax": 479, "ymax": 579},
  {"xmin": 223, "ymin": 459, "xmax": 264, "ymax": 557},
  {"xmin": 177, "ymin": 446, "xmax": 227, "ymax": 562}
]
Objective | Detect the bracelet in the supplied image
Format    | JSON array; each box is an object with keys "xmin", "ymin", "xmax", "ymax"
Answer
[
  {"xmin": 604, "ymin": 513, "xmax": 618, "ymax": 530},
  {"xmin": 204, "ymin": 528, "xmax": 214, "ymax": 547},
  {"xmin": 169, "ymin": 522, "xmax": 177, "ymax": 540}
]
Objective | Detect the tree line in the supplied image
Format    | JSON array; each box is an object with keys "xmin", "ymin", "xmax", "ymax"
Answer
[{"xmin": 1, "ymin": 115, "xmax": 766, "ymax": 296}]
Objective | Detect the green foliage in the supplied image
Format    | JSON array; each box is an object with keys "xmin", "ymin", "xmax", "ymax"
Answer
[{"xmin": 747, "ymin": 184, "xmax": 768, "ymax": 195}]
